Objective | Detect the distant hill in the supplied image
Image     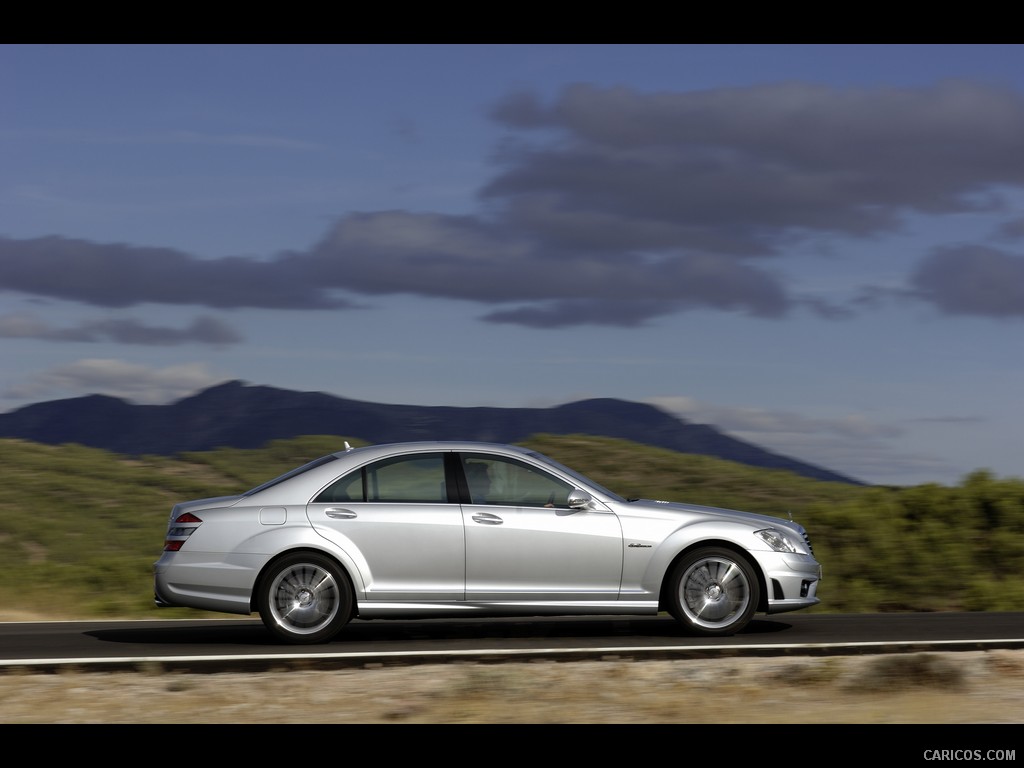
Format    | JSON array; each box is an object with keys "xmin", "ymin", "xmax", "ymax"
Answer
[{"xmin": 0, "ymin": 380, "xmax": 863, "ymax": 484}]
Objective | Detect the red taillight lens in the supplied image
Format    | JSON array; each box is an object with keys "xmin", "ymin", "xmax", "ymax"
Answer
[
  {"xmin": 164, "ymin": 512, "xmax": 203, "ymax": 551},
  {"xmin": 175, "ymin": 512, "xmax": 203, "ymax": 523}
]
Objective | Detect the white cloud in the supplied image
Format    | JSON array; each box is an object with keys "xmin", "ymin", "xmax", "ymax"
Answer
[{"xmin": 1, "ymin": 359, "xmax": 228, "ymax": 405}]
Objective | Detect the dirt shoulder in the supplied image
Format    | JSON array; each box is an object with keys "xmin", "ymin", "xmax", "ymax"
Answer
[{"xmin": 2, "ymin": 649, "xmax": 1023, "ymax": 724}]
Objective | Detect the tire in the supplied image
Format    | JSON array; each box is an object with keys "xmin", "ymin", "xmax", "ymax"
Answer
[
  {"xmin": 667, "ymin": 547, "xmax": 760, "ymax": 636},
  {"xmin": 257, "ymin": 552, "xmax": 353, "ymax": 644}
]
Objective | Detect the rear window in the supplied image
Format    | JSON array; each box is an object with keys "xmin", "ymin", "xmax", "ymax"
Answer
[{"xmin": 243, "ymin": 454, "xmax": 340, "ymax": 497}]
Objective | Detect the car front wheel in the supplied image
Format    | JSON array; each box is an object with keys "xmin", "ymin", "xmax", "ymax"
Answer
[
  {"xmin": 257, "ymin": 552, "xmax": 353, "ymax": 644},
  {"xmin": 668, "ymin": 547, "xmax": 759, "ymax": 636}
]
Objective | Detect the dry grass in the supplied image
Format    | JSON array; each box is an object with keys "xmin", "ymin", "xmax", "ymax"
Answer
[{"xmin": 2, "ymin": 651, "xmax": 1023, "ymax": 724}]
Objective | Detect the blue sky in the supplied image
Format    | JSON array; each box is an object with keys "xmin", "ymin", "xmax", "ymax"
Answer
[{"xmin": 2, "ymin": 44, "xmax": 1023, "ymax": 487}]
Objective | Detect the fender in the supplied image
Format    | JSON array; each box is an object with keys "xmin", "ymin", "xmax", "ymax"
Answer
[
  {"xmin": 217, "ymin": 504, "xmax": 368, "ymax": 597},
  {"xmin": 627, "ymin": 519, "xmax": 768, "ymax": 597}
]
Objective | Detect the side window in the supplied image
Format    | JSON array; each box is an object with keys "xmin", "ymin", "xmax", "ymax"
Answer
[
  {"xmin": 461, "ymin": 454, "xmax": 573, "ymax": 507},
  {"xmin": 315, "ymin": 453, "xmax": 447, "ymax": 503},
  {"xmin": 314, "ymin": 470, "xmax": 363, "ymax": 503}
]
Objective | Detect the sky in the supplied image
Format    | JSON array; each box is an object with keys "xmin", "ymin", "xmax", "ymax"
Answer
[{"xmin": 2, "ymin": 43, "xmax": 1023, "ymax": 487}]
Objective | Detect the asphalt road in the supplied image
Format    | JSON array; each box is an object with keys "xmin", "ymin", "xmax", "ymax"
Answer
[{"xmin": 2, "ymin": 611, "xmax": 1023, "ymax": 672}]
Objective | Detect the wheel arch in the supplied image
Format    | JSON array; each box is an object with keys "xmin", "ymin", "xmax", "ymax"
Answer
[
  {"xmin": 249, "ymin": 546, "xmax": 358, "ymax": 615},
  {"xmin": 657, "ymin": 539, "xmax": 769, "ymax": 614}
]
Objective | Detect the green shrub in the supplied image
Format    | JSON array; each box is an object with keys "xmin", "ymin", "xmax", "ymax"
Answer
[{"xmin": 1, "ymin": 434, "xmax": 1021, "ymax": 620}]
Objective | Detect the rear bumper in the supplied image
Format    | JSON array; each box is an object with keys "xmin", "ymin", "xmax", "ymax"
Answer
[{"xmin": 153, "ymin": 551, "xmax": 262, "ymax": 616}]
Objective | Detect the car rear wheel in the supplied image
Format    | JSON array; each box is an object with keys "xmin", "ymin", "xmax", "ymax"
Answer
[
  {"xmin": 668, "ymin": 547, "xmax": 759, "ymax": 636},
  {"xmin": 258, "ymin": 552, "xmax": 353, "ymax": 644}
]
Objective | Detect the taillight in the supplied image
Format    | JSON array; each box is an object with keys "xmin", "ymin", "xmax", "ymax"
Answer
[{"xmin": 164, "ymin": 512, "xmax": 203, "ymax": 552}]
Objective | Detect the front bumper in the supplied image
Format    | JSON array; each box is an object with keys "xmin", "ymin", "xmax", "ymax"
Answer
[{"xmin": 759, "ymin": 552, "xmax": 822, "ymax": 614}]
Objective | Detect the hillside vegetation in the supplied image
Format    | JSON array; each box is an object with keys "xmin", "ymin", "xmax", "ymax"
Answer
[{"xmin": 1, "ymin": 434, "xmax": 1022, "ymax": 620}]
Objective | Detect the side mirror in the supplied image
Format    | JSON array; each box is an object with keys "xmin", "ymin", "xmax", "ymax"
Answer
[{"xmin": 567, "ymin": 489, "xmax": 592, "ymax": 509}]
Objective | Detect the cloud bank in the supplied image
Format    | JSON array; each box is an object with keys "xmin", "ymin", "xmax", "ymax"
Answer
[{"xmin": 4, "ymin": 80, "xmax": 1024, "ymax": 328}]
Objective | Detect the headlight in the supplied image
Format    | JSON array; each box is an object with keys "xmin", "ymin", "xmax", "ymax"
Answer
[{"xmin": 754, "ymin": 527, "xmax": 805, "ymax": 554}]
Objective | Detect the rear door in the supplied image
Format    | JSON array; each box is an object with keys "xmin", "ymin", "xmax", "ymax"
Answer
[{"xmin": 306, "ymin": 451, "xmax": 465, "ymax": 600}]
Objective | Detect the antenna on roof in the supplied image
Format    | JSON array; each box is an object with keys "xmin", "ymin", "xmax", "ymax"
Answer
[{"xmin": 344, "ymin": 441, "xmax": 352, "ymax": 451}]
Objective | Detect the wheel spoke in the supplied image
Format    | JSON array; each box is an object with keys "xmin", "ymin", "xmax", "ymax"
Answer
[
  {"xmin": 677, "ymin": 553, "xmax": 754, "ymax": 630},
  {"xmin": 268, "ymin": 563, "xmax": 341, "ymax": 634}
]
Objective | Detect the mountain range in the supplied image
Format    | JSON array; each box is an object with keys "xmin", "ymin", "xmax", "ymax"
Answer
[{"xmin": 0, "ymin": 380, "xmax": 862, "ymax": 484}]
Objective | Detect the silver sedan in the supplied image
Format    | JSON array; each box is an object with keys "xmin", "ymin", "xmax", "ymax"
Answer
[{"xmin": 154, "ymin": 441, "xmax": 822, "ymax": 644}]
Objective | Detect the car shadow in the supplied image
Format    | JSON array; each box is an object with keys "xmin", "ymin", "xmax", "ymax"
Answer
[
  {"xmin": 87, "ymin": 620, "xmax": 278, "ymax": 646},
  {"xmin": 87, "ymin": 615, "xmax": 793, "ymax": 647}
]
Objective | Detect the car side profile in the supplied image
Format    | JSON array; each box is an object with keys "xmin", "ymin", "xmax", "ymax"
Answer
[{"xmin": 154, "ymin": 441, "xmax": 822, "ymax": 644}]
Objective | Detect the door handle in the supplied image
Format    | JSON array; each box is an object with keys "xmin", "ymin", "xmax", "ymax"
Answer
[
  {"xmin": 471, "ymin": 512, "xmax": 503, "ymax": 525},
  {"xmin": 325, "ymin": 507, "xmax": 357, "ymax": 519}
]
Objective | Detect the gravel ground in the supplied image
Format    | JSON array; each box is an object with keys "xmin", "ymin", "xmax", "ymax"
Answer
[{"xmin": 2, "ymin": 649, "xmax": 1023, "ymax": 724}]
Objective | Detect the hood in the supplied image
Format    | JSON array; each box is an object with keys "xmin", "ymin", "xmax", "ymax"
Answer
[{"xmin": 627, "ymin": 498, "xmax": 805, "ymax": 533}]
